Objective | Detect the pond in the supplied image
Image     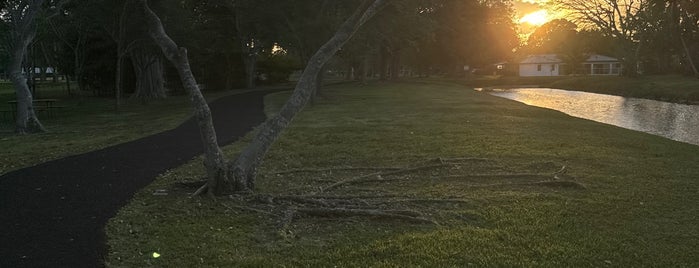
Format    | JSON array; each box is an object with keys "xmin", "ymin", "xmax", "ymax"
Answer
[{"xmin": 485, "ymin": 88, "xmax": 699, "ymax": 146}]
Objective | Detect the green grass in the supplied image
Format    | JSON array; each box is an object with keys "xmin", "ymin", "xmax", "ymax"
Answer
[
  {"xmin": 0, "ymin": 81, "xmax": 241, "ymax": 175},
  {"xmin": 106, "ymin": 81, "xmax": 699, "ymax": 267},
  {"xmin": 546, "ymin": 75, "xmax": 699, "ymax": 104}
]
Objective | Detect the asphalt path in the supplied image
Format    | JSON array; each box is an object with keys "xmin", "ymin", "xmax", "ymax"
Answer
[{"xmin": 0, "ymin": 90, "xmax": 274, "ymax": 267}]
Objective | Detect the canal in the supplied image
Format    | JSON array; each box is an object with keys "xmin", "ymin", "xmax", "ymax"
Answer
[{"xmin": 487, "ymin": 88, "xmax": 699, "ymax": 146}]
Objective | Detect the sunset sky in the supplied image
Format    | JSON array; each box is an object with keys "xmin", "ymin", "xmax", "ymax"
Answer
[{"xmin": 513, "ymin": 0, "xmax": 560, "ymax": 38}]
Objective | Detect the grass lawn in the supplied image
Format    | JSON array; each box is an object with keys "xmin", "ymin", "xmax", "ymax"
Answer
[
  {"xmin": 106, "ymin": 81, "xmax": 699, "ymax": 267},
  {"xmin": 0, "ymin": 81, "xmax": 239, "ymax": 175},
  {"xmin": 547, "ymin": 75, "xmax": 699, "ymax": 104}
]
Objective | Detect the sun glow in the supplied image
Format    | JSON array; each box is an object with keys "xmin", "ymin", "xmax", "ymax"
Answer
[{"xmin": 519, "ymin": 10, "xmax": 550, "ymax": 26}]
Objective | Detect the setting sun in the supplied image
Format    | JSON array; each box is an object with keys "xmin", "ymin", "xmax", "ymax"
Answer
[{"xmin": 519, "ymin": 10, "xmax": 550, "ymax": 26}]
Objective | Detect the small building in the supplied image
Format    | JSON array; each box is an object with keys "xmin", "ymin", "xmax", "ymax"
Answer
[
  {"xmin": 519, "ymin": 54, "xmax": 562, "ymax": 77},
  {"xmin": 519, "ymin": 54, "xmax": 622, "ymax": 77}
]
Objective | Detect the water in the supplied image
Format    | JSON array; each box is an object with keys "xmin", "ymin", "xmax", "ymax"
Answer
[{"xmin": 487, "ymin": 88, "xmax": 699, "ymax": 146}]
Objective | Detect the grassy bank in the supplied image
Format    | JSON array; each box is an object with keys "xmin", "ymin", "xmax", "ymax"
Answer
[
  {"xmin": 0, "ymin": 82, "xmax": 239, "ymax": 175},
  {"xmin": 459, "ymin": 75, "xmax": 699, "ymax": 104},
  {"xmin": 107, "ymin": 82, "xmax": 699, "ymax": 267},
  {"xmin": 547, "ymin": 75, "xmax": 699, "ymax": 104}
]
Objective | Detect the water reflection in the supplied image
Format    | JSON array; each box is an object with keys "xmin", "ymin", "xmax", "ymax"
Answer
[{"xmin": 489, "ymin": 88, "xmax": 699, "ymax": 146}]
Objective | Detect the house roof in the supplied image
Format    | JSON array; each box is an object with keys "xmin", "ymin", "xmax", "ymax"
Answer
[
  {"xmin": 520, "ymin": 54, "xmax": 561, "ymax": 64},
  {"xmin": 585, "ymin": 54, "xmax": 619, "ymax": 62},
  {"xmin": 520, "ymin": 54, "xmax": 620, "ymax": 64}
]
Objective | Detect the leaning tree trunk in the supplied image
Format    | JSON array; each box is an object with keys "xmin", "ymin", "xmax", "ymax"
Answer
[
  {"xmin": 130, "ymin": 46, "xmax": 167, "ymax": 102},
  {"xmin": 138, "ymin": 0, "xmax": 232, "ymax": 196},
  {"xmin": 140, "ymin": 0, "xmax": 385, "ymax": 196},
  {"xmin": 7, "ymin": 0, "xmax": 47, "ymax": 134},
  {"xmin": 228, "ymin": 0, "xmax": 387, "ymax": 192},
  {"xmin": 10, "ymin": 51, "xmax": 45, "ymax": 134}
]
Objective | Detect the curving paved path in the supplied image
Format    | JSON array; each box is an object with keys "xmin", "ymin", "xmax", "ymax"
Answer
[{"xmin": 0, "ymin": 90, "xmax": 274, "ymax": 267}]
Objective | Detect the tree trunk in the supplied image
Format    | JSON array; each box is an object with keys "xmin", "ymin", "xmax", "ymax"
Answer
[
  {"xmin": 138, "ymin": 0, "xmax": 233, "ymax": 196},
  {"xmin": 680, "ymin": 35, "xmax": 699, "ymax": 77},
  {"xmin": 7, "ymin": 0, "xmax": 47, "ymax": 134},
  {"xmin": 115, "ymin": 54, "xmax": 125, "ymax": 110},
  {"xmin": 141, "ymin": 0, "xmax": 385, "ymax": 195},
  {"xmin": 228, "ymin": 0, "xmax": 387, "ymax": 191},
  {"xmin": 10, "ymin": 54, "xmax": 45, "ymax": 134},
  {"xmin": 379, "ymin": 44, "xmax": 389, "ymax": 81},
  {"xmin": 361, "ymin": 56, "xmax": 369, "ymax": 84},
  {"xmin": 243, "ymin": 54, "xmax": 257, "ymax": 89},
  {"xmin": 73, "ymin": 50, "xmax": 86, "ymax": 92},
  {"xmin": 130, "ymin": 46, "xmax": 167, "ymax": 102},
  {"xmin": 390, "ymin": 53, "xmax": 400, "ymax": 80},
  {"xmin": 224, "ymin": 54, "xmax": 235, "ymax": 90},
  {"xmin": 65, "ymin": 74, "xmax": 72, "ymax": 96}
]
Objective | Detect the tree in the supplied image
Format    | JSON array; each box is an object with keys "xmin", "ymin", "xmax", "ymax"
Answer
[
  {"xmin": 405, "ymin": 0, "xmax": 518, "ymax": 76},
  {"xmin": 675, "ymin": 0, "xmax": 699, "ymax": 76},
  {"xmin": 1, "ymin": 0, "xmax": 53, "ymax": 134},
  {"xmin": 138, "ymin": 0, "xmax": 387, "ymax": 195},
  {"xmin": 555, "ymin": 0, "xmax": 646, "ymax": 76},
  {"xmin": 526, "ymin": 19, "xmax": 577, "ymax": 53},
  {"xmin": 276, "ymin": 0, "xmax": 362, "ymax": 96},
  {"xmin": 524, "ymin": 19, "xmax": 590, "ymax": 75},
  {"xmin": 46, "ymin": 0, "xmax": 96, "ymax": 92}
]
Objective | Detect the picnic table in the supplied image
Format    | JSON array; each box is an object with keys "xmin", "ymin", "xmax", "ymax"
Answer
[{"xmin": 5, "ymin": 99, "xmax": 63, "ymax": 118}]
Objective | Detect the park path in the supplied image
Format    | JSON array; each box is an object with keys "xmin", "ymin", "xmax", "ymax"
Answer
[{"xmin": 0, "ymin": 90, "xmax": 273, "ymax": 268}]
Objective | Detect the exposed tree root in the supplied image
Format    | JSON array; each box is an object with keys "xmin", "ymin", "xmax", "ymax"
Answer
[
  {"xmin": 382, "ymin": 198, "xmax": 473, "ymax": 205},
  {"xmin": 273, "ymin": 166, "xmax": 402, "ymax": 175},
  {"xmin": 221, "ymin": 203, "xmax": 277, "ymax": 216},
  {"xmin": 473, "ymin": 180, "xmax": 585, "ymax": 189},
  {"xmin": 553, "ymin": 166, "xmax": 568, "ymax": 180},
  {"xmin": 322, "ymin": 163, "xmax": 451, "ymax": 192},
  {"xmin": 437, "ymin": 157, "xmax": 491, "ymax": 163},
  {"xmin": 178, "ymin": 158, "xmax": 579, "ymax": 234},
  {"xmin": 277, "ymin": 206, "xmax": 296, "ymax": 236},
  {"xmin": 296, "ymin": 208, "xmax": 436, "ymax": 224},
  {"xmin": 438, "ymin": 173, "xmax": 548, "ymax": 180},
  {"xmin": 176, "ymin": 179, "xmax": 207, "ymax": 189},
  {"xmin": 280, "ymin": 194, "xmax": 404, "ymax": 200},
  {"xmin": 192, "ymin": 183, "xmax": 209, "ymax": 197}
]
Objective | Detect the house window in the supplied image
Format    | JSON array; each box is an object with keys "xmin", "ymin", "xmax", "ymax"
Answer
[
  {"xmin": 551, "ymin": 64, "xmax": 556, "ymax": 71},
  {"xmin": 611, "ymin": 63, "xmax": 621, "ymax": 74},
  {"xmin": 593, "ymin": 63, "xmax": 611, "ymax": 75},
  {"xmin": 537, "ymin": 64, "xmax": 542, "ymax": 71}
]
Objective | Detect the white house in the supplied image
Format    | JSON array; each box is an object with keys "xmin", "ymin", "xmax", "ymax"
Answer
[{"xmin": 519, "ymin": 54, "xmax": 622, "ymax": 77}]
